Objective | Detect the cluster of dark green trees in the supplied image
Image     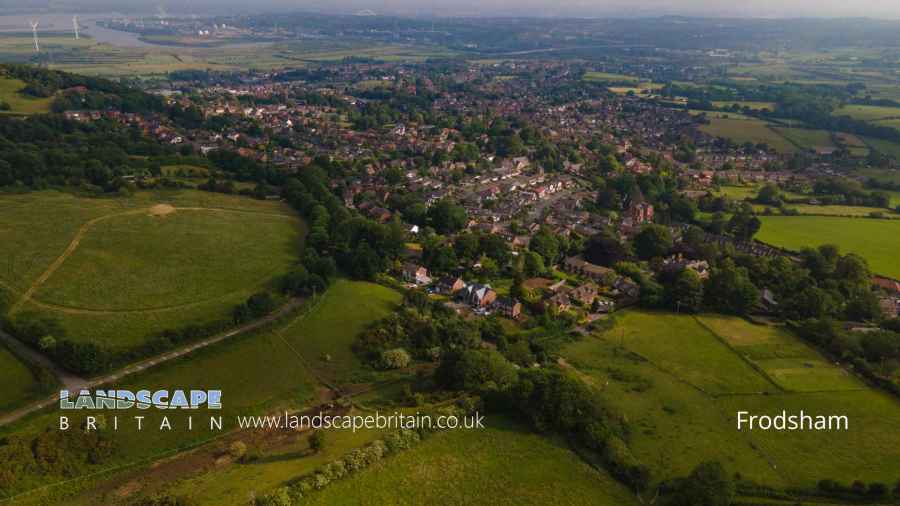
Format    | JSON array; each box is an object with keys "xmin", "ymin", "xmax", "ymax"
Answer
[
  {"xmin": 0, "ymin": 115, "xmax": 174, "ymax": 190},
  {"xmin": 279, "ymin": 159, "xmax": 405, "ymax": 283},
  {"xmin": 667, "ymin": 78, "xmax": 900, "ymax": 146},
  {"xmin": 811, "ymin": 176, "xmax": 894, "ymax": 208},
  {"xmin": 0, "ymin": 420, "xmax": 116, "ymax": 496},
  {"xmin": 4, "ymin": 64, "xmax": 165, "ymax": 114}
]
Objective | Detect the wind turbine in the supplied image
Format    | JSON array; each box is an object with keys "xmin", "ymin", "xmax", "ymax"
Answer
[
  {"xmin": 29, "ymin": 20, "xmax": 40, "ymax": 52},
  {"xmin": 72, "ymin": 16, "xmax": 79, "ymax": 40}
]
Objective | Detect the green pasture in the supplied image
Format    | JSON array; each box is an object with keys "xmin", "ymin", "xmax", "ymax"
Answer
[
  {"xmin": 561, "ymin": 311, "xmax": 900, "ymax": 488},
  {"xmin": 2, "ymin": 280, "xmax": 399, "ymax": 503},
  {"xmin": 757, "ymin": 216, "xmax": 900, "ymax": 279},
  {"xmin": 0, "ymin": 344, "xmax": 41, "ymax": 411},
  {"xmin": 304, "ymin": 416, "xmax": 640, "ymax": 506},
  {"xmin": 0, "ymin": 189, "xmax": 303, "ymax": 349},
  {"xmin": 699, "ymin": 117, "xmax": 796, "ymax": 153},
  {"xmin": 0, "ymin": 76, "xmax": 52, "ymax": 114}
]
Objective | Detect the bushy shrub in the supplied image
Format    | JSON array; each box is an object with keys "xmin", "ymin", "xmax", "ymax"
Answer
[{"xmin": 380, "ymin": 348, "xmax": 412, "ymax": 369}]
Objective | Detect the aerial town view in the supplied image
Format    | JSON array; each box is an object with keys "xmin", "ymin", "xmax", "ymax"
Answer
[{"xmin": 0, "ymin": 0, "xmax": 898, "ymax": 504}]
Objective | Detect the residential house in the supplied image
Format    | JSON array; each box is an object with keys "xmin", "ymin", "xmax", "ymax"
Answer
[
  {"xmin": 563, "ymin": 256, "xmax": 615, "ymax": 284},
  {"xmin": 494, "ymin": 297, "xmax": 523, "ymax": 319},
  {"xmin": 460, "ymin": 284, "xmax": 497, "ymax": 308},
  {"xmin": 402, "ymin": 263, "xmax": 431, "ymax": 286},
  {"xmin": 437, "ymin": 276, "xmax": 466, "ymax": 295}
]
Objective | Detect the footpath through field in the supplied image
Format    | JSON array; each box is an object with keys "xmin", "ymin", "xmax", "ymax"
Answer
[{"xmin": 0, "ymin": 297, "xmax": 303, "ymax": 428}]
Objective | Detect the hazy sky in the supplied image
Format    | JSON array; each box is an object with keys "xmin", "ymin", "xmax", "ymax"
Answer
[{"xmin": 24, "ymin": 0, "xmax": 900, "ymax": 19}]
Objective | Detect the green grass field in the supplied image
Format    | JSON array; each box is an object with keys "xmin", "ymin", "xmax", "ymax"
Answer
[
  {"xmin": 3, "ymin": 280, "xmax": 400, "ymax": 504},
  {"xmin": 0, "ymin": 189, "xmax": 304, "ymax": 350},
  {"xmin": 600, "ymin": 311, "xmax": 777, "ymax": 395},
  {"xmin": 712, "ymin": 101, "xmax": 776, "ymax": 111},
  {"xmin": 756, "ymin": 216, "xmax": 900, "ymax": 279},
  {"xmin": 0, "ymin": 344, "xmax": 40, "ymax": 411},
  {"xmin": 0, "ymin": 76, "xmax": 52, "ymax": 115},
  {"xmin": 583, "ymin": 71, "xmax": 639, "ymax": 83},
  {"xmin": 696, "ymin": 315, "xmax": 863, "ymax": 392},
  {"xmin": 282, "ymin": 279, "xmax": 402, "ymax": 385},
  {"xmin": 303, "ymin": 417, "xmax": 640, "ymax": 506},
  {"xmin": 561, "ymin": 311, "xmax": 900, "ymax": 488},
  {"xmin": 772, "ymin": 127, "xmax": 836, "ymax": 151},
  {"xmin": 699, "ymin": 117, "xmax": 796, "ymax": 153},
  {"xmin": 861, "ymin": 137, "xmax": 900, "ymax": 158},
  {"xmin": 833, "ymin": 104, "xmax": 900, "ymax": 121}
]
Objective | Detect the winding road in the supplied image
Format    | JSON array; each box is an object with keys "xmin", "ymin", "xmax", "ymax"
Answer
[{"xmin": 0, "ymin": 297, "xmax": 303, "ymax": 428}]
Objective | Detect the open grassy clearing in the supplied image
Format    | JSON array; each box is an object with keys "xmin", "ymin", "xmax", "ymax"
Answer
[
  {"xmin": 583, "ymin": 71, "xmax": 639, "ymax": 83},
  {"xmin": 862, "ymin": 136, "xmax": 900, "ymax": 158},
  {"xmin": 34, "ymin": 210, "xmax": 299, "ymax": 311},
  {"xmin": 0, "ymin": 344, "xmax": 41, "ymax": 411},
  {"xmin": 717, "ymin": 185, "xmax": 760, "ymax": 201},
  {"xmin": 561, "ymin": 321, "xmax": 785, "ymax": 485},
  {"xmin": 696, "ymin": 315, "xmax": 863, "ymax": 393},
  {"xmin": 712, "ymin": 101, "xmax": 776, "ymax": 111},
  {"xmin": 2, "ymin": 280, "xmax": 399, "ymax": 503},
  {"xmin": 755, "ymin": 203, "xmax": 898, "ymax": 218},
  {"xmin": 833, "ymin": 104, "xmax": 900, "ymax": 121},
  {"xmin": 699, "ymin": 117, "xmax": 796, "ymax": 153},
  {"xmin": 561, "ymin": 311, "xmax": 900, "ymax": 488},
  {"xmin": 772, "ymin": 127, "xmax": 836, "ymax": 151},
  {"xmin": 0, "ymin": 189, "xmax": 303, "ymax": 349},
  {"xmin": 280, "ymin": 279, "xmax": 402, "ymax": 385},
  {"xmin": 304, "ymin": 416, "xmax": 640, "ymax": 506},
  {"xmin": 599, "ymin": 311, "xmax": 777, "ymax": 395},
  {"xmin": 0, "ymin": 76, "xmax": 53, "ymax": 114},
  {"xmin": 857, "ymin": 167, "xmax": 900, "ymax": 185},
  {"xmin": 757, "ymin": 215, "xmax": 900, "ymax": 279}
]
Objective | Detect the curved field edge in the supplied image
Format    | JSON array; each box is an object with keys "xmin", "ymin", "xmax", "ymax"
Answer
[
  {"xmin": 33, "ymin": 209, "xmax": 302, "ymax": 311},
  {"xmin": 1, "ymin": 189, "xmax": 305, "ymax": 350},
  {"xmin": 0, "ymin": 281, "xmax": 401, "ymax": 503}
]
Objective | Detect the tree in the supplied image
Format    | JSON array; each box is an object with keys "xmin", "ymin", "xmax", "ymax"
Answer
[
  {"xmin": 228, "ymin": 441, "xmax": 247, "ymax": 460},
  {"xmin": 585, "ymin": 231, "xmax": 631, "ymax": 266},
  {"xmin": 705, "ymin": 261, "xmax": 759, "ymax": 316},
  {"xmin": 671, "ymin": 461, "xmax": 735, "ymax": 506},
  {"xmin": 427, "ymin": 200, "xmax": 467, "ymax": 234},
  {"xmin": 727, "ymin": 212, "xmax": 761, "ymax": 241},
  {"xmin": 530, "ymin": 228, "xmax": 560, "ymax": 265},
  {"xmin": 667, "ymin": 269, "xmax": 704, "ymax": 313},
  {"xmin": 380, "ymin": 348, "xmax": 412, "ymax": 370},
  {"xmin": 308, "ymin": 430, "xmax": 325, "ymax": 453},
  {"xmin": 523, "ymin": 251, "xmax": 546, "ymax": 277},
  {"xmin": 454, "ymin": 233, "xmax": 480, "ymax": 262},
  {"xmin": 755, "ymin": 183, "xmax": 782, "ymax": 206},
  {"xmin": 633, "ymin": 224, "xmax": 673, "ymax": 260},
  {"xmin": 436, "ymin": 349, "xmax": 518, "ymax": 391}
]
